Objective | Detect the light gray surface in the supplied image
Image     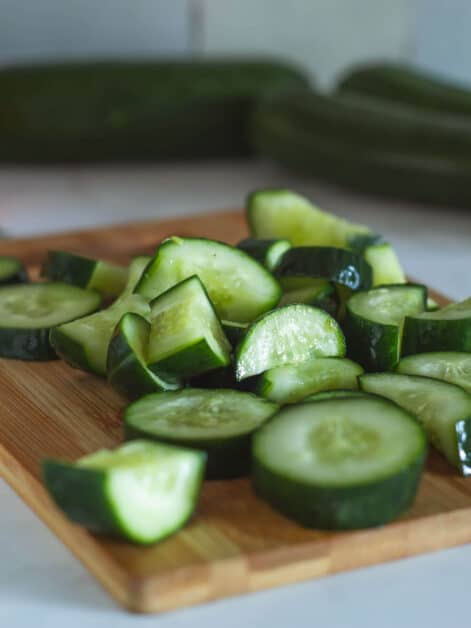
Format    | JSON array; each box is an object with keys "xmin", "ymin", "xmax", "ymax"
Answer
[{"xmin": 1, "ymin": 161, "xmax": 471, "ymax": 626}]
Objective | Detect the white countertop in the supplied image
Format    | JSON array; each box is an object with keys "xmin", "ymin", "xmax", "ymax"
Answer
[{"xmin": 1, "ymin": 160, "xmax": 471, "ymax": 627}]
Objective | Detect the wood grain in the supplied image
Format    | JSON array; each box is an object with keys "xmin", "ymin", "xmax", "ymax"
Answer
[{"xmin": 0, "ymin": 210, "xmax": 466, "ymax": 614}]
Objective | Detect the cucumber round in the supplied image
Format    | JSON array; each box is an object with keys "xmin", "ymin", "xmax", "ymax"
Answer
[
  {"xmin": 237, "ymin": 237, "xmax": 291, "ymax": 271},
  {"xmin": 235, "ymin": 304, "xmax": 346, "ymax": 381},
  {"xmin": 397, "ymin": 352, "xmax": 471, "ymax": 395},
  {"xmin": 0, "ymin": 256, "xmax": 28, "ymax": 285},
  {"xmin": 124, "ymin": 388, "xmax": 279, "ymax": 479},
  {"xmin": 252, "ymin": 396, "xmax": 426, "ymax": 529}
]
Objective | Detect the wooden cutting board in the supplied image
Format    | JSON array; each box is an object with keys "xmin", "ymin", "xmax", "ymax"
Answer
[{"xmin": 0, "ymin": 209, "xmax": 469, "ymax": 614}]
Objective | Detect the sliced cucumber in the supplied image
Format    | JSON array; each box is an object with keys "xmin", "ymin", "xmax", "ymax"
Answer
[
  {"xmin": 42, "ymin": 440, "xmax": 205, "ymax": 545},
  {"xmin": 345, "ymin": 284, "xmax": 427, "ymax": 371},
  {"xmin": 42, "ymin": 250, "xmax": 128, "ymax": 298},
  {"xmin": 237, "ymin": 237, "xmax": 291, "ymax": 271},
  {"xmin": 247, "ymin": 188, "xmax": 371, "ymax": 248},
  {"xmin": 135, "ymin": 237, "xmax": 281, "ymax": 323},
  {"xmin": 235, "ymin": 304, "xmax": 345, "ymax": 380},
  {"xmin": 402, "ymin": 297, "xmax": 471, "ymax": 355},
  {"xmin": 122, "ymin": 256, "xmax": 151, "ymax": 296},
  {"xmin": 107, "ymin": 312, "xmax": 182, "ymax": 400},
  {"xmin": 257, "ymin": 357, "xmax": 363, "ymax": 404},
  {"xmin": 50, "ymin": 293, "xmax": 149, "ymax": 375},
  {"xmin": 252, "ymin": 396, "xmax": 426, "ymax": 529},
  {"xmin": 397, "ymin": 352, "xmax": 471, "ymax": 395},
  {"xmin": 147, "ymin": 276, "xmax": 231, "ymax": 378},
  {"xmin": 221, "ymin": 319, "xmax": 249, "ymax": 346},
  {"xmin": 278, "ymin": 278, "xmax": 336, "ymax": 315},
  {"xmin": 0, "ymin": 256, "xmax": 28, "ymax": 285},
  {"xmin": 363, "ymin": 242, "xmax": 406, "ymax": 286},
  {"xmin": 360, "ymin": 373, "xmax": 471, "ymax": 473},
  {"xmin": 275, "ymin": 247, "xmax": 372, "ymax": 291},
  {"xmin": 0, "ymin": 283, "xmax": 101, "ymax": 360},
  {"xmin": 124, "ymin": 388, "xmax": 278, "ymax": 479}
]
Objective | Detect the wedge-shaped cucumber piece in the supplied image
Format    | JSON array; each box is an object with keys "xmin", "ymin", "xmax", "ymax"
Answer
[
  {"xmin": 107, "ymin": 312, "xmax": 182, "ymax": 400},
  {"xmin": 136, "ymin": 237, "xmax": 281, "ymax": 323},
  {"xmin": 363, "ymin": 242, "xmax": 406, "ymax": 286},
  {"xmin": 42, "ymin": 440, "xmax": 205, "ymax": 545},
  {"xmin": 125, "ymin": 388, "xmax": 278, "ymax": 479},
  {"xmin": 0, "ymin": 283, "xmax": 101, "ymax": 360},
  {"xmin": 345, "ymin": 284, "xmax": 426, "ymax": 371},
  {"xmin": 147, "ymin": 276, "xmax": 231, "ymax": 378},
  {"xmin": 247, "ymin": 188, "xmax": 371, "ymax": 248},
  {"xmin": 397, "ymin": 352, "xmax": 471, "ymax": 395},
  {"xmin": 252, "ymin": 396, "xmax": 426, "ymax": 529},
  {"xmin": 360, "ymin": 373, "xmax": 471, "ymax": 474},
  {"xmin": 257, "ymin": 357, "xmax": 363, "ymax": 404},
  {"xmin": 402, "ymin": 297, "xmax": 471, "ymax": 355},
  {"xmin": 237, "ymin": 237, "xmax": 291, "ymax": 271},
  {"xmin": 235, "ymin": 305, "xmax": 345, "ymax": 380},
  {"xmin": 0, "ymin": 256, "xmax": 28, "ymax": 285}
]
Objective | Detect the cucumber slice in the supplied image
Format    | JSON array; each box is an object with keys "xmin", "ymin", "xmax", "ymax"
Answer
[
  {"xmin": 363, "ymin": 242, "xmax": 406, "ymax": 286},
  {"xmin": 235, "ymin": 305, "xmax": 345, "ymax": 380},
  {"xmin": 42, "ymin": 440, "xmax": 205, "ymax": 545},
  {"xmin": 42, "ymin": 250, "xmax": 128, "ymax": 298},
  {"xmin": 278, "ymin": 278, "xmax": 337, "ymax": 315},
  {"xmin": 397, "ymin": 352, "xmax": 471, "ymax": 395},
  {"xmin": 0, "ymin": 256, "xmax": 28, "ymax": 285},
  {"xmin": 257, "ymin": 357, "xmax": 363, "ymax": 404},
  {"xmin": 122, "ymin": 256, "xmax": 151, "ymax": 296},
  {"xmin": 237, "ymin": 237, "xmax": 291, "ymax": 271},
  {"xmin": 345, "ymin": 284, "xmax": 427, "ymax": 371},
  {"xmin": 275, "ymin": 247, "xmax": 372, "ymax": 291},
  {"xmin": 0, "ymin": 283, "xmax": 101, "ymax": 360},
  {"xmin": 402, "ymin": 297, "xmax": 471, "ymax": 355},
  {"xmin": 50, "ymin": 293, "xmax": 149, "ymax": 375},
  {"xmin": 252, "ymin": 396, "xmax": 426, "ymax": 529},
  {"xmin": 135, "ymin": 237, "xmax": 281, "ymax": 323},
  {"xmin": 303, "ymin": 390, "xmax": 370, "ymax": 402},
  {"xmin": 221, "ymin": 319, "xmax": 249, "ymax": 346},
  {"xmin": 124, "ymin": 389, "xmax": 278, "ymax": 479},
  {"xmin": 247, "ymin": 188, "xmax": 371, "ymax": 248},
  {"xmin": 147, "ymin": 276, "xmax": 231, "ymax": 378},
  {"xmin": 107, "ymin": 312, "xmax": 182, "ymax": 400},
  {"xmin": 360, "ymin": 373, "xmax": 471, "ymax": 473}
]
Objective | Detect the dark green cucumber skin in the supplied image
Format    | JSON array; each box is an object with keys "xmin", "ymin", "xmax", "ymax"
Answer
[
  {"xmin": 252, "ymin": 453, "xmax": 425, "ymax": 530},
  {"xmin": 49, "ymin": 327, "xmax": 97, "ymax": 374},
  {"xmin": 41, "ymin": 251, "xmax": 95, "ymax": 288},
  {"xmin": 237, "ymin": 238, "xmax": 290, "ymax": 268},
  {"xmin": 276, "ymin": 247, "xmax": 372, "ymax": 291},
  {"xmin": 149, "ymin": 338, "xmax": 230, "ymax": 379},
  {"xmin": 0, "ymin": 327, "xmax": 57, "ymax": 360},
  {"xmin": 190, "ymin": 366, "xmax": 255, "ymax": 392},
  {"xmin": 401, "ymin": 316, "xmax": 471, "ymax": 356},
  {"xmin": 221, "ymin": 322, "xmax": 248, "ymax": 346},
  {"xmin": 0, "ymin": 60, "xmax": 308, "ymax": 163},
  {"xmin": 0, "ymin": 258, "xmax": 28, "ymax": 285}
]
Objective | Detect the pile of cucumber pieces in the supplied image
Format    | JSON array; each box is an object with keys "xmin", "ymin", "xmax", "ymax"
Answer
[{"xmin": 2, "ymin": 188, "xmax": 471, "ymax": 545}]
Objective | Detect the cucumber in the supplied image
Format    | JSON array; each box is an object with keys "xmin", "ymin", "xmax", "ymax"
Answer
[
  {"xmin": 345, "ymin": 284, "xmax": 427, "ymax": 371},
  {"xmin": 0, "ymin": 59, "xmax": 308, "ymax": 163},
  {"xmin": 235, "ymin": 305, "xmax": 345, "ymax": 380},
  {"xmin": 360, "ymin": 373, "xmax": 471, "ymax": 474},
  {"xmin": 363, "ymin": 243, "xmax": 406, "ymax": 286},
  {"xmin": 124, "ymin": 388, "xmax": 278, "ymax": 479},
  {"xmin": 221, "ymin": 320, "xmax": 249, "ymax": 346},
  {"xmin": 247, "ymin": 188, "xmax": 371, "ymax": 248},
  {"xmin": 257, "ymin": 357, "xmax": 363, "ymax": 404},
  {"xmin": 135, "ymin": 237, "xmax": 281, "ymax": 323},
  {"xmin": 42, "ymin": 440, "xmax": 205, "ymax": 545},
  {"xmin": 42, "ymin": 250, "xmax": 128, "ymax": 297},
  {"xmin": 237, "ymin": 237, "xmax": 291, "ymax": 271},
  {"xmin": 275, "ymin": 247, "xmax": 373, "ymax": 291},
  {"xmin": 107, "ymin": 312, "xmax": 182, "ymax": 400},
  {"xmin": 0, "ymin": 256, "xmax": 28, "ymax": 285},
  {"xmin": 397, "ymin": 352, "xmax": 471, "ymax": 395},
  {"xmin": 278, "ymin": 278, "xmax": 336, "ymax": 315},
  {"xmin": 122, "ymin": 256, "xmax": 151, "ymax": 296},
  {"xmin": 426, "ymin": 297, "xmax": 440, "ymax": 312},
  {"xmin": 50, "ymin": 293, "xmax": 149, "ymax": 375},
  {"xmin": 252, "ymin": 396, "xmax": 426, "ymax": 529},
  {"xmin": 303, "ymin": 390, "xmax": 370, "ymax": 402},
  {"xmin": 147, "ymin": 276, "xmax": 231, "ymax": 378},
  {"xmin": 402, "ymin": 298, "xmax": 471, "ymax": 355},
  {"xmin": 0, "ymin": 283, "xmax": 101, "ymax": 360}
]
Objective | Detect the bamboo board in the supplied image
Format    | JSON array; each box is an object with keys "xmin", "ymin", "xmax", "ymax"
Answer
[{"xmin": 0, "ymin": 209, "xmax": 468, "ymax": 614}]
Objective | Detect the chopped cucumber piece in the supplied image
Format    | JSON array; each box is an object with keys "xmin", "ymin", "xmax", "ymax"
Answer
[
  {"xmin": 345, "ymin": 284, "xmax": 426, "ymax": 371},
  {"xmin": 107, "ymin": 312, "xmax": 182, "ymax": 400},
  {"xmin": 237, "ymin": 237, "xmax": 291, "ymax": 271},
  {"xmin": 125, "ymin": 388, "xmax": 278, "ymax": 479},
  {"xmin": 221, "ymin": 319, "xmax": 249, "ymax": 346},
  {"xmin": 147, "ymin": 276, "xmax": 231, "ymax": 378},
  {"xmin": 235, "ymin": 304, "xmax": 345, "ymax": 380},
  {"xmin": 42, "ymin": 440, "xmax": 205, "ymax": 545},
  {"xmin": 397, "ymin": 352, "xmax": 471, "ymax": 395},
  {"xmin": 278, "ymin": 278, "xmax": 336, "ymax": 315},
  {"xmin": 252, "ymin": 396, "xmax": 426, "ymax": 529},
  {"xmin": 247, "ymin": 188, "xmax": 371, "ymax": 248},
  {"xmin": 257, "ymin": 357, "xmax": 363, "ymax": 404},
  {"xmin": 363, "ymin": 242, "xmax": 406, "ymax": 286},
  {"xmin": 402, "ymin": 297, "xmax": 471, "ymax": 355},
  {"xmin": 122, "ymin": 256, "xmax": 151, "ymax": 296},
  {"xmin": 0, "ymin": 283, "xmax": 101, "ymax": 360},
  {"xmin": 0, "ymin": 256, "xmax": 28, "ymax": 285},
  {"xmin": 135, "ymin": 237, "xmax": 281, "ymax": 322},
  {"xmin": 360, "ymin": 373, "xmax": 471, "ymax": 473}
]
